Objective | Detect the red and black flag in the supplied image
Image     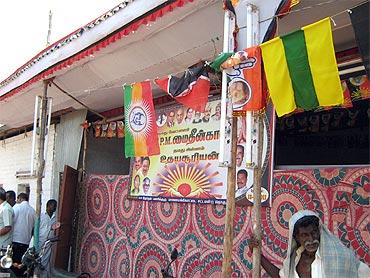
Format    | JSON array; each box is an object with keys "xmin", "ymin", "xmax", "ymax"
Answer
[
  {"xmin": 349, "ymin": 2, "xmax": 369, "ymax": 79},
  {"xmin": 155, "ymin": 64, "xmax": 210, "ymax": 112}
]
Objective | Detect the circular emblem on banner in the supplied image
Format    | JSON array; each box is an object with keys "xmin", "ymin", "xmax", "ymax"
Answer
[
  {"xmin": 129, "ymin": 106, "xmax": 147, "ymax": 133},
  {"xmin": 245, "ymin": 187, "xmax": 269, "ymax": 203}
]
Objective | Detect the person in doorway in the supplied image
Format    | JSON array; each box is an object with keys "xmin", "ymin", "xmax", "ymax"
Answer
[
  {"xmin": 235, "ymin": 169, "xmax": 249, "ymax": 198},
  {"xmin": 12, "ymin": 192, "xmax": 36, "ymax": 276},
  {"xmin": 6, "ymin": 190, "xmax": 16, "ymax": 207},
  {"xmin": 0, "ymin": 188, "xmax": 13, "ymax": 249},
  {"xmin": 236, "ymin": 145, "xmax": 244, "ymax": 168},
  {"xmin": 248, "ymin": 210, "xmax": 370, "ymax": 278},
  {"xmin": 38, "ymin": 199, "xmax": 59, "ymax": 278}
]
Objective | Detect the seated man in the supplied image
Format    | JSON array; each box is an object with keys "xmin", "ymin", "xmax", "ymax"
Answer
[{"xmin": 249, "ymin": 210, "xmax": 369, "ymax": 277}]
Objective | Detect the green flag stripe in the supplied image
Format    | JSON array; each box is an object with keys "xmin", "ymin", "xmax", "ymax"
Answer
[
  {"xmin": 282, "ymin": 30, "xmax": 319, "ymax": 110},
  {"xmin": 123, "ymin": 85, "xmax": 135, "ymax": 157}
]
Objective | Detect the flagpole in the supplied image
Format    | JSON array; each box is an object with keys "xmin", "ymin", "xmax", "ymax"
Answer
[
  {"xmin": 221, "ymin": 7, "xmax": 236, "ymax": 276},
  {"xmin": 221, "ymin": 117, "xmax": 237, "ymax": 277}
]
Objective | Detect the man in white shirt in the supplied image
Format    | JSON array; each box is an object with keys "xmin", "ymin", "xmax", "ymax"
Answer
[
  {"xmin": 235, "ymin": 169, "xmax": 250, "ymax": 198},
  {"xmin": 249, "ymin": 210, "xmax": 370, "ymax": 277},
  {"xmin": 0, "ymin": 188, "xmax": 13, "ymax": 249},
  {"xmin": 38, "ymin": 199, "xmax": 58, "ymax": 278},
  {"xmin": 12, "ymin": 192, "xmax": 36, "ymax": 276}
]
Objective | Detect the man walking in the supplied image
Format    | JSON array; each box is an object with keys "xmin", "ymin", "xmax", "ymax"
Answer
[
  {"xmin": 6, "ymin": 190, "xmax": 16, "ymax": 207},
  {"xmin": 0, "ymin": 188, "xmax": 13, "ymax": 250},
  {"xmin": 38, "ymin": 199, "xmax": 58, "ymax": 278},
  {"xmin": 12, "ymin": 193, "xmax": 35, "ymax": 276}
]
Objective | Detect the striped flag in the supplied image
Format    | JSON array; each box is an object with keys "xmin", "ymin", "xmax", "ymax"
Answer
[
  {"xmin": 261, "ymin": 18, "xmax": 343, "ymax": 117},
  {"xmin": 123, "ymin": 81, "xmax": 160, "ymax": 157}
]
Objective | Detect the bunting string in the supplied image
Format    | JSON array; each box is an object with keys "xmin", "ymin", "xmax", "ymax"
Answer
[{"xmin": 53, "ymin": 36, "xmax": 222, "ymax": 96}]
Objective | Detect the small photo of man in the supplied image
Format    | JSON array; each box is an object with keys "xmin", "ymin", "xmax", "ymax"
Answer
[
  {"xmin": 228, "ymin": 79, "xmax": 251, "ymax": 110},
  {"xmin": 202, "ymin": 105, "xmax": 212, "ymax": 123},
  {"xmin": 211, "ymin": 102, "xmax": 221, "ymax": 121},
  {"xmin": 192, "ymin": 111, "xmax": 202, "ymax": 124},
  {"xmin": 236, "ymin": 145, "xmax": 244, "ymax": 168},
  {"xmin": 140, "ymin": 157, "xmax": 150, "ymax": 177},
  {"xmin": 166, "ymin": 111, "xmax": 175, "ymax": 127},
  {"xmin": 143, "ymin": 177, "xmax": 151, "ymax": 194},
  {"xmin": 235, "ymin": 169, "xmax": 249, "ymax": 198},
  {"xmin": 176, "ymin": 107, "xmax": 185, "ymax": 125},
  {"xmin": 133, "ymin": 157, "xmax": 143, "ymax": 172}
]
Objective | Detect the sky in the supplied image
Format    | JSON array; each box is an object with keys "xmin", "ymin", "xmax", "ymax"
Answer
[{"xmin": 0, "ymin": 0, "xmax": 122, "ymax": 81}]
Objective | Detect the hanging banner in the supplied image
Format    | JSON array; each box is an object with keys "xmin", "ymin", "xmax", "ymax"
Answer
[
  {"xmin": 234, "ymin": 103, "xmax": 274, "ymax": 206},
  {"xmin": 225, "ymin": 47, "xmax": 265, "ymax": 112},
  {"xmin": 128, "ymin": 98, "xmax": 273, "ymax": 206},
  {"xmin": 92, "ymin": 121, "xmax": 125, "ymax": 138}
]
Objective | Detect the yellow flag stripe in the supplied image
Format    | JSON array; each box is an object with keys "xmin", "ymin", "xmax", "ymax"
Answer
[
  {"xmin": 131, "ymin": 83, "xmax": 148, "ymax": 155},
  {"xmin": 303, "ymin": 18, "xmax": 343, "ymax": 106},
  {"xmin": 260, "ymin": 37, "xmax": 297, "ymax": 116}
]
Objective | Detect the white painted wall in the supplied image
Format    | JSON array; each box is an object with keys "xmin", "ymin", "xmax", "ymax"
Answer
[{"xmin": 0, "ymin": 125, "xmax": 56, "ymax": 209}]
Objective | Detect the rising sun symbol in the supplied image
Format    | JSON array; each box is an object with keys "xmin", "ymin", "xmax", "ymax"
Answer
[{"xmin": 152, "ymin": 161, "xmax": 223, "ymax": 198}]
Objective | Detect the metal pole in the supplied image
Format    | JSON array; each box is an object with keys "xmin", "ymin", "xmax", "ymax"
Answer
[
  {"xmin": 219, "ymin": 11, "xmax": 233, "ymax": 166},
  {"xmin": 34, "ymin": 80, "xmax": 50, "ymax": 277},
  {"xmin": 252, "ymin": 114, "xmax": 264, "ymax": 278},
  {"xmin": 221, "ymin": 116, "xmax": 237, "ymax": 277}
]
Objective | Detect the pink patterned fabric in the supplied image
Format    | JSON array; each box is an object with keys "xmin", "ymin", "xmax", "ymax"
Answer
[{"xmin": 78, "ymin": 168, "xmax": 370, "ymax": 277}]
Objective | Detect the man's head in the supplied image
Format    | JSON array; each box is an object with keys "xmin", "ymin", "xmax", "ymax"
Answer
[
  {"xmin": 17, "ymin": 192, "xmax": 29, "ymax": 203},
  {"xmin": 203, "ymin": 105, "xmax": 211, "ymax": 120},
  {"xmin": 0, "ymin": 188, "xmax": 7, "ymax": 203},
  {"xmin": 167, "ymin": 111, "xmax": 175, "ymax": 126},
  {"xmin": 228, "ymin": 81, "xmax": 250, "ymax": 106},
  {"xmin": 236, "ymin": 145, "xmax": 244, "ymax": 167},
  {"xmin": 6, "ymin": 190, "xmax": 16, "ymax": 206},
  {"xmin": 143, "ymin": 177, "xmax": 150, "ymax": 194},
  {"xmin": 236, "ymin": 169, "xmax": 248, "ymax": 189},
  {"xmin": 293, "ymin": 215, "xmax": 320, "ymax": 254},
  {"xmin": 133, "ymin": 175, "xmax": 140, "ymax": 191},
  {"xmin": 142, "ymin": 157, "xmax": 150, "ymax": 176},
  {"xmin": 176, "ymin": 108, "xmax": 184, "ymax": 124},
  {"xmin": 134, "ymin": 157, "xmax": 143, "ymax": 171},
  {"xmin": 215, "ymin": 103, "xmax": 221, "ymax": 115},
  {"xmin": 46, "ymin": 199, "xmax": 57, "ymax": 217}
]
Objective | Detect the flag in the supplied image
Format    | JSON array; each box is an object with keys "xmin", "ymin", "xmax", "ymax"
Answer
[
  {"xmin": 225, "ymin": 46, "xmax": 266, "ymax": 112},
  {"xmin": 210, "ymin": 52, "xmax": 233, "ymax": 71},
  {"xmin": 349, "ymin": 2, "xmax": 369, "ymax": 79},
  {"xmin": 155, "ymin": 64, "xmax": 210, "ymax": 112},
  {"xmin": 123, "ymin": 81, "xmax": 160, "ymax": 157},
  {"xmin": 261, "ymin": 17, "xmax": 343, "ymax": 117}
]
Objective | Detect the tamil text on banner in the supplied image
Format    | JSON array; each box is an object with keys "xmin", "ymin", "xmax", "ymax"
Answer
[
  {"xmin": 261, "ymin": 17, "xmax": 343, "ymax": 117},
  {"xmin": 123, "ymin": 81, "xmax": 160, "ymax": 157},
  {"xmin": 225, "ymin": 46, "xmax": 265, "ymax": 112},
  {"xmin": 128, "ymin": 98, "xmax": 273, "ymax": 206}
]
